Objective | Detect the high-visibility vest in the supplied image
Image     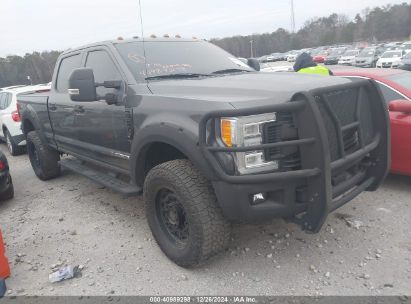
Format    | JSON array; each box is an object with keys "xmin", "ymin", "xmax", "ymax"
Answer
[{"xmin": 298, "ymin": 65, "xmax": 331, "ymax": 76}]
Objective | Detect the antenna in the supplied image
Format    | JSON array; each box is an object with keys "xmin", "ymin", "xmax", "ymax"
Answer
[{"xmin": 291, "ymin": 0, "xmax": 296, "ymax": 33}]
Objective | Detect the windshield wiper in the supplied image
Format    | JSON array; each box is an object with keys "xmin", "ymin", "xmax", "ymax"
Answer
[
  {"xmin": 211, "ymin": 68, "xmax": 252, "ymax": 74},
  {"xmin": 145, "ymin": 73, "xmax": 210, "ymax": 80}
]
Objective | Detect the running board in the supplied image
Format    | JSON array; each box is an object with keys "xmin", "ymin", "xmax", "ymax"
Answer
[{"xmin": 59, "ymin": 159, "xmax": 142, "ymax": 197}]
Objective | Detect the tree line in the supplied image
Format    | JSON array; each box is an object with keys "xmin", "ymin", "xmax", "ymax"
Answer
[
  {"xmin": 211, "ymin": 2, "xmax": 411, "ymax": 57},
  {"xmin": 1, "ymin": 2, "xmax": 411, "ymax": 87}
]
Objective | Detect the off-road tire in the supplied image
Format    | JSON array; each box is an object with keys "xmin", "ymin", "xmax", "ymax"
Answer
[
  {"xmin": 5, "ymin": 130, "xmax": 24, "ymax": 156},
  {"xmin": 144, "ymin": 159, "xmax": 231, "ymax": 268},
  {"xmin": 26, "ymin": 131, "xmax": 60, "ymax": 180}
]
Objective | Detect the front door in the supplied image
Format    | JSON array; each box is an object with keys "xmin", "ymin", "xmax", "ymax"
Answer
[{"xmin": 74, "ymin": 48, "xmax": 130, "ymax": 170}]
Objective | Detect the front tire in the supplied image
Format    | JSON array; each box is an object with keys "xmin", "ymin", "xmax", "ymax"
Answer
[
  {"xmin": 26, "ymin": 131, "xmax": 61, "ymax": 180},
  {"xmin": 144, "ymin": 159, "xmax": 231, "ymax": 268}
]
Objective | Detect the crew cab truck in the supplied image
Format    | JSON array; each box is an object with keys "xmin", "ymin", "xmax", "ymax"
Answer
[{"xmin": 18, "ymin": 38, "xmax": 389, "ymax": 267}]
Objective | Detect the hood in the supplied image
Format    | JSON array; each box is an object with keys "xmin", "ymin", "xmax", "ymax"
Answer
[
  {"xmin": 356, "ymin": 56, "xmax": 374, "ymax": 61},
  {"xmin": 378, "ymin": 57, "xmax": 401, "ymax": 63},
  {"xmin": 340, "ymin": 55, "xmax": 356, "ymax": 60},
  {"xmin": 293, "ymin": 53, "xmax": 317, "ymax": 71},
  {"xmin": 146, "ymin": 72, "xmax": 353, "ymax": 108}
]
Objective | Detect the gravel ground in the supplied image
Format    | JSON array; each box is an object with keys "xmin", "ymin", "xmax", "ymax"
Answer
[{"xmin": 0, "ymin": 140, "xmax": 410, "ymax": 297}]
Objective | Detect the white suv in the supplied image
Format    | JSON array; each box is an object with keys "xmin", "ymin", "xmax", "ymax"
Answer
[{"xmin": 0, "ymin": 84, "xmax": 50, "ymax": 155}]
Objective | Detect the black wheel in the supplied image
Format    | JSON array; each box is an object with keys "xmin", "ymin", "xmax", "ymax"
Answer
[
  {"xmin": 0, "ymin": 175, "xmax": 14, "ymax": 201},
  {"xmin": 144, "ymin": 159, "xmax": 231, "ymax": 267},
  {"xmin": 5, "ymin": 130, "xmax": 24, "ymax": 156},
  {"xmin": 26, "ymin": 131, "xmax": 61, "ymax": 180}
]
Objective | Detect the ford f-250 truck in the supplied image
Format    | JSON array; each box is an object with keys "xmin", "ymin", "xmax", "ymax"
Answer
[{"xmin": 17, "ymin": 38, "xmax": 389, "ymax": 267}]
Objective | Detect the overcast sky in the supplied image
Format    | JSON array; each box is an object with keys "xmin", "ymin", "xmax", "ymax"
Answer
[{"xmin": 0, "ymin": 0, "xmax": 406, "ymax": 56}]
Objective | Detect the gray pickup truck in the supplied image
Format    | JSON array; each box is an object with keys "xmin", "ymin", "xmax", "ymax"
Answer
[{"xmin": 17, "ymin": 38, "xmax": 389, "ymax": 267}]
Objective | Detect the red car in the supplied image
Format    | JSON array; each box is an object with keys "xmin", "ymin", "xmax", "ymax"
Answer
[
  {"xmin": 334, "ymin": 68, "xmax": 411, "ymax": 175},
  {"xmin": 313, "ymin": 53, "xmax": 328, "ymax": 63}
]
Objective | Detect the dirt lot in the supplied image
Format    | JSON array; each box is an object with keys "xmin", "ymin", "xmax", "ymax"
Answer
[{"xmin": 0, "ymin": 143, "xmax": 410, "ymax": 297}]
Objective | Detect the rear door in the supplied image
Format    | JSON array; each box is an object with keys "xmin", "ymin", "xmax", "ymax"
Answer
[
  {"xmin": 74, "ymin": 47, "xmax": 129, "ymax": 170},
  {"xmin": 48, "ymin": 53, "xmax": 83, "ymax": 153}
]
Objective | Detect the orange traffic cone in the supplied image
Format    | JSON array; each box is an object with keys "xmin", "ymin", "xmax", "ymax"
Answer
[{"xmin": 0, "ymin": 230, "xmax": 10, "ymax": 279}]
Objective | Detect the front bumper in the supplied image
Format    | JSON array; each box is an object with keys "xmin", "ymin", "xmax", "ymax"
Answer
[{"xmin": 199, "ymin": 80, "xmax": 389, "ymax": 232}]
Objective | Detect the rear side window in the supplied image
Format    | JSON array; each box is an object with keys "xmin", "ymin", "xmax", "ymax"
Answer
[
  {"xmin": 0, "ymin": 93, "xmax": 11, "ymax": 110},
  {"xmin": 56, "ymin": 54, "xmax": 82, "ymax": 92},
  {"xmin": 377, "ymin": 83, "xmax": 405, "ymax": 104},
  {"xmin": 4, "ymin": 93, "xmax": 12, "ymax": 109},
  {"xmin": 0, "ymin": 93, "xmax": 6, "ymax": 110}
]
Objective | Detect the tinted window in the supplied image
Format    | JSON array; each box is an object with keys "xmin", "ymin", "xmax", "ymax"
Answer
[
  {"xmin": 4, "ymin": 93, "xmax": 12, "ymax": 109},
  {"xmin": 56, "ymin": 54, "xmax": 82, "ymax": 92},
  {"xmin": 85, "ymin": 50, "xmax": 122, "ymax": 96},
  {"xmin": 0, "ymin": 93, "xmax": 6, "ymax": 110},
  {"xmin": 115, "ymin": 41, "xmax": 253, "ymax": 81},
  {"xmin": 377, "ymin": 83, "xmax": 405, "ymax": 104},
  {"xmin": 386, "ymin": 73, "xmax": 411, "ymax": 91}
]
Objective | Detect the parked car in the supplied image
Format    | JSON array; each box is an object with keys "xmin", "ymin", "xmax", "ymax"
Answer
[
  {"xmin": 324, "ymin": 48, "xmax": 347, "ymax": 65},
  {"xmin": 0, "ymin": 84, "xmax": 50, "ymax": 155},
  {"xmin": 334, "ymin": 68, "xmax": 411, "ymax": 175},
  {"xmin": 354, "ymin": 47, "xmax": 383, "ymax": 68},
  {"xmin": 18, "ymin": 38, "xmax": 389, "ymax": 267},
  {"xmin": 376, "ymin": 50, "xmax": 404, "ymax": 68},
  {"xmin": 338, "ymin": 49, "xmax": 360, "ymax": 65},
  {"xmin": 401, "ymin": 41, "xmax": 411, "ymax": 54},
  {"xmin": 0, "ymin": 150, "xmax": 13, "ymax": 201},
  {"xmin": 398, "ymin": 51, "xmax": 411, "ymax": 71},
  {"xmin": 313, "ymin": 52, "xmax": 328, "ymax": 63},
  {"xmin": 286, "ymin": 51, "xmax": 301, "ymax": 62}
]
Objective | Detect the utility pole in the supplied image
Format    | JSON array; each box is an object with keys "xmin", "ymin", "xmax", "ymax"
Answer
[
  {"xmin": 291, "ymin": 0, "xmax": 296, "ymax": 33},
  {"xmin": 250, "ymin": 40, "xmax": 254, "ymax": 58}
]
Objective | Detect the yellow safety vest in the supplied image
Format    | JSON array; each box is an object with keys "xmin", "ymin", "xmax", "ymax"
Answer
[{"xmin": 298, "ymin": 66, "xmax": 331, "ymax": 76}]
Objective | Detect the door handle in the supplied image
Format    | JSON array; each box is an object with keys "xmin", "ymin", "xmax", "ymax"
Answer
[
  {"xmin": 49, "ymin": 104, "xmax": 57, "ymax": 111},
  {"xmin": 73, "ymin": 105, "xmax": 85, "ymax": 114}
]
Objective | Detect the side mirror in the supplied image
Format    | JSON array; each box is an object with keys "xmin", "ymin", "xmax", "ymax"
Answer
[
  {"xmin": 389, "ymin": 99, "xmax": 411, "ymax": 113},
  {"xmin": 68, "ymin": 68, "xmax": 97, "ymax": 102},
  {"xmin": 247, "ymin": 58, "xmax": 260, "ymax": 71}
]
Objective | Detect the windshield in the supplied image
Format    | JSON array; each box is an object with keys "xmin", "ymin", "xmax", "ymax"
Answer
[
  {"xmin": 381, "ymin": 51, "xmax": 402, "ymax": 58},
  {"xmin": 343, "ymin": 50, "xmax": 358, "ymax": 56},
  {"xmin": 386, "ymin": 73, "xmax": 411, "ymax": 91},
  {"xmin": 329, "ymin": 49, "xmax": 345, "ymax": 56},
  {"xmin": 402, "ymin": 44, "xmax": 411, "ymax": 50},
  {"xmin": 359, "ymin": 48, "xmax": 375, "ymax": 57},
  {"xmin": 115, "ymin": 41, "xmax": 254, "ymax": 81}
]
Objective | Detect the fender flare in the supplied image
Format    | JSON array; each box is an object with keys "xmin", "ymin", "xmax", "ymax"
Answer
[
  {"xmin": 130, "ymin": 121, "xmax": 217, "ymax": 187},
  {"xmin": 20, "ymin": 106, "xmax": 48, "ymax": 145}
]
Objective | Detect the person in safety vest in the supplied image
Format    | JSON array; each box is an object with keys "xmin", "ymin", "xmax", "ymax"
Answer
[{"xmin": 293, "ymin": 52, "xmax": 333, "ymax": 75}]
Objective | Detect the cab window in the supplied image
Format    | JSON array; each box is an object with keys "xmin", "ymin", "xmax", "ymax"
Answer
[
  {"xmin": 56, "ymin": 54, "xmax": 82, "ymax": 93},
  {"xmin": 85, "ymin": 50, "xmax": 122, "ymax": 96}
]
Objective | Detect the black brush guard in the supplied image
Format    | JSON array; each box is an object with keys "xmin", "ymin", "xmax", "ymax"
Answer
[{"xmin": 199, "ymin": 79, "xmax": 389, "ymax": 232}]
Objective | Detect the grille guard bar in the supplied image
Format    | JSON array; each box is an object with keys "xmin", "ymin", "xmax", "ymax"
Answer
[{"xmin": 198, "ymin": 78, "xmax": 389, "ymax": 233}]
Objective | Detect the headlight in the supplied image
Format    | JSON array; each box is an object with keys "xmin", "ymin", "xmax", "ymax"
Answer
[{"xmin": 220, "ymin": 113, "xmax": 279, "ymax": 174}]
